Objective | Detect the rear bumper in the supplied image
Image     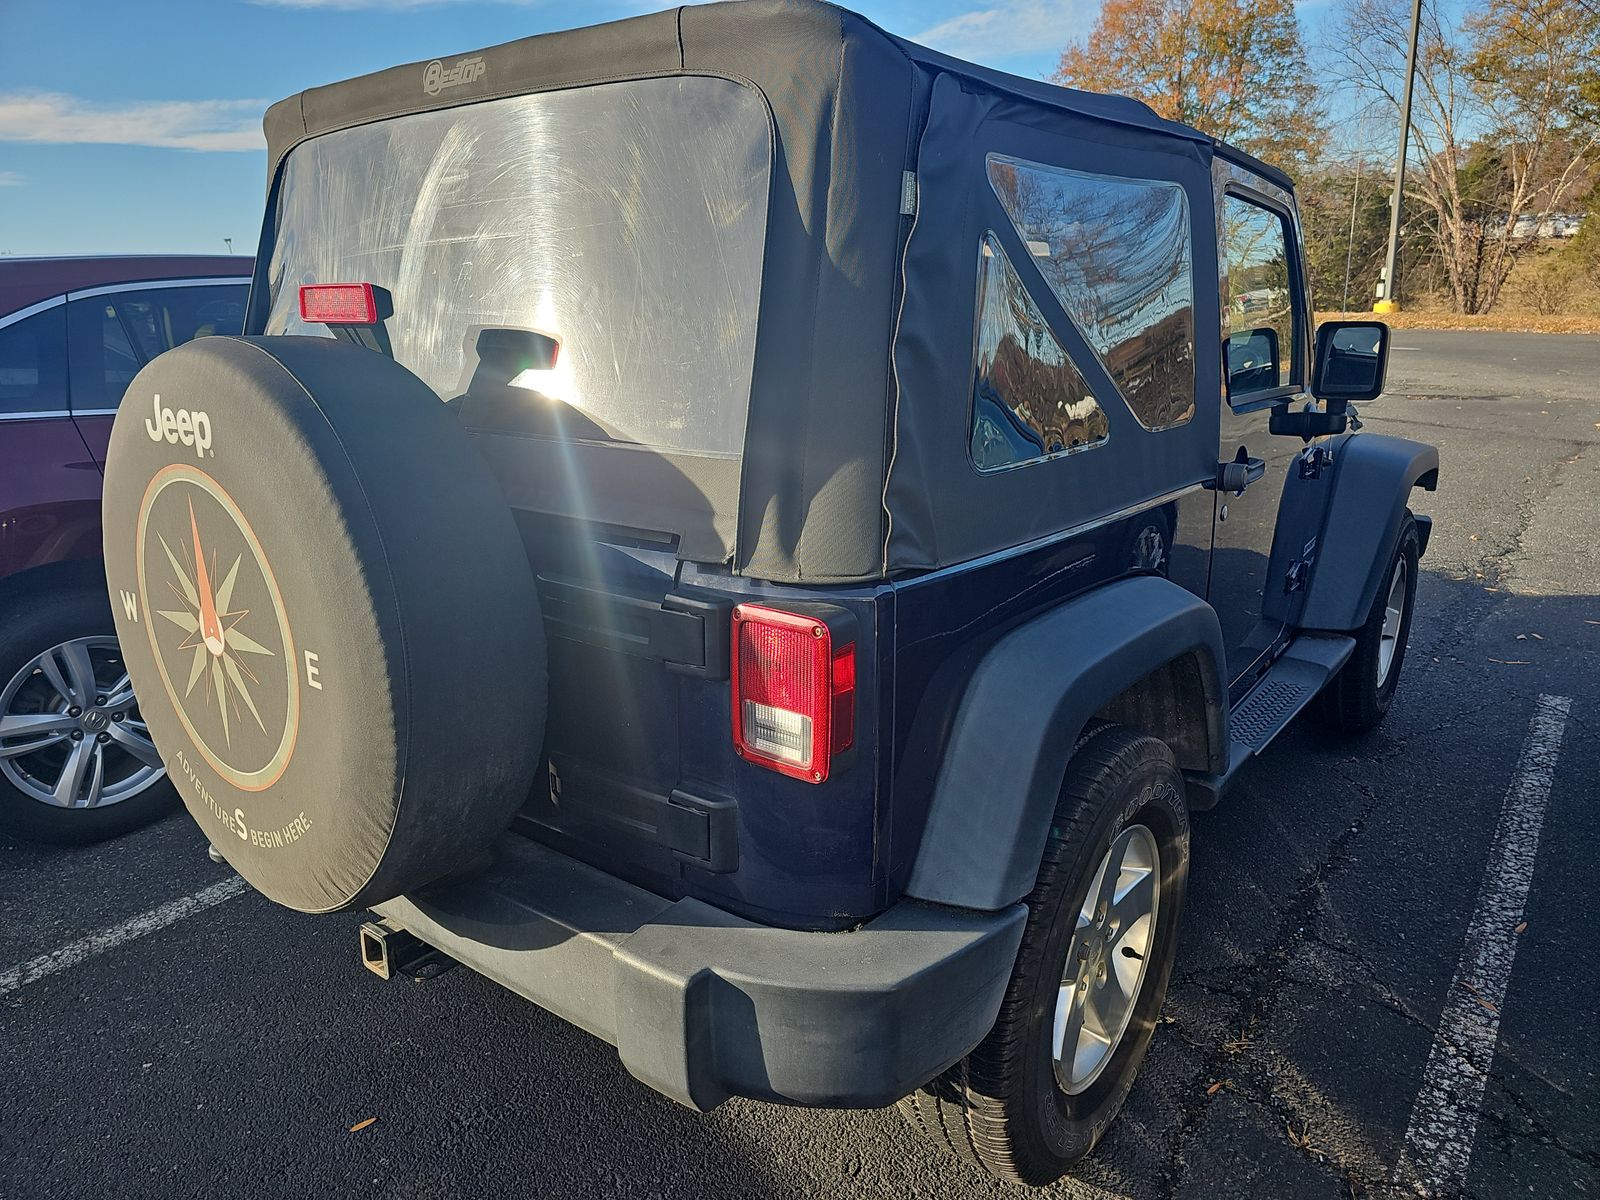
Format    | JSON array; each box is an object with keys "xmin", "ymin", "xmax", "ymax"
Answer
[{"xmin": 375, "ymin": 835, "xmax": 1026, "ymax": 1111}]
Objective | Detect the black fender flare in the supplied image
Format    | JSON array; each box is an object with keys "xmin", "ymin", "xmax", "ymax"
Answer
[
  {"xmin": 904, "ymin": 576, "xmax": 1227, "ymax": 911},
  {"xmin": 1300, "ymin": 433, "xmax": 1438, "ymax": 633}
]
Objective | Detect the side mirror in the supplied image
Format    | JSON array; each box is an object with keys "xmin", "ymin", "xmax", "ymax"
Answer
[
  {"xmin": 1225, "ymin": 326, "xmax": 1280, "ymax": 397},
  {"xmin": 1312, "ymin": 321, "xmax": 1389, "ymax": 406}
]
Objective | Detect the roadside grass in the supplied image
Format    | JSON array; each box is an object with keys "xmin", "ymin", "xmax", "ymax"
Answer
[
  {"xmin": 1318, "ymin": 310, "xmax": 1600, "ymax": 335},
  {"xmin": 1319, "ymin": 238, "xmax": 1600, "ymax": 334}
]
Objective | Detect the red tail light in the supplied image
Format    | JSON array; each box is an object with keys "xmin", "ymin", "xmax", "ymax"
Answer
[
  {"xmin": 299, "ymin": 283, "xmax": 379, "ymax": 325},
  {"xmin": 731, "ymin": 605, "xmax": 855, "ymax": 783}
]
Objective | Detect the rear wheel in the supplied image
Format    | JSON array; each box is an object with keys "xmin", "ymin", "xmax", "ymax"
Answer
[
  {"xmin": 0, "ymin": 585, "xmax": 175, "ymax": 843},
  {"xmin": 1318, "ymin": 515, "xmax": 1420, "ymax": 734},
  {"xmin": 898, "ymin": 725, "xmax": 1190, "ymax": 1184}
]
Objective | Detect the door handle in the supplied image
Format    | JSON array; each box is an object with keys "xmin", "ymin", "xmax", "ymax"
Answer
[{"xmin": 1206, "ymin": 452, "xmax": 1266, "ymax": 494}]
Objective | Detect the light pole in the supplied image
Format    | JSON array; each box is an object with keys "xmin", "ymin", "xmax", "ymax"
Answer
[
  {"xmin": 1376, "ymin": 0, "xmax": 1423, "ymax": 314},
  {"xmin": 224, "ymin": 238, "xmax": 234, "ymax": 255}
]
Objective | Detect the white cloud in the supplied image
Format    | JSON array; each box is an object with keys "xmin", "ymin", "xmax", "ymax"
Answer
[
  {"xmin": 0, "ymin": 93, "xmax": 266, "ymax": 152},
  {"xmin": 0, "ymin": 171, "xmax": 23, "ymax": 186},
  {"xmin": 915, "ymin": 0, "xmax": 1087, "ymax": 65}
]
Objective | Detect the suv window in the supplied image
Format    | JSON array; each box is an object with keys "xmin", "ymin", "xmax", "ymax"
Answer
[
  {"xmin": 67, "ymin": 285, "xmax": 246, "ymax": 411},
  {"xmin": 970, "ymin": 234, "xmax": 1109, "ymax": 472},
  {"xmin": 263, "ymin": 76, "xmax": 770, "ymax": 458},
  {"xmin": 1222, "ymin": 195, "xmax": 1300, "ymax": 399},
  {"xmin": 987, "ymin": 154, "xmax": 1196, "ymax": 432},
  {"xmin": 114, "ymin": 286, "xmax": 246, "ymax": 365},
  {"xmin": 67, "ymin": 298, "xmax": 142, "ymax": 411},
  {"xmin": 0, "ymin": 305, "xmax": 69, "ymax": 414}
]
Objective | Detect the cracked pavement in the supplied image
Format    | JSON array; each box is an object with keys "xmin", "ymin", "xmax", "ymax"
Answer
[{"xmin": 2, "ymin": 331, "xmax": 1596, "ymax": 1199}]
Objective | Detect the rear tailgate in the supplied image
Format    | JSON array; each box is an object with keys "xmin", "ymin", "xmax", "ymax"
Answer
[
  {"xmin": 506, "ymin": 515, "xmax": 888, "ymax": 931},
  {"xmin": 517, "ymin": 522, "xmax": 730, "ymax": 893}
]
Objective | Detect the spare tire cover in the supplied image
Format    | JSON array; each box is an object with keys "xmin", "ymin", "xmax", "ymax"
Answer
[{"xmin": 102, "ymin": 335, "xmax": 545, "ymax": 912}]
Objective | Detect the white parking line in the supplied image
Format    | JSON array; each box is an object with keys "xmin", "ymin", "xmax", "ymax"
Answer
[
  {"xmin": 0, "ymin": 876, "xmax": 248, "ymax": 998},
  {"xmin": 1395, "ymin": 693, "xmax": 1572, "ymax": 1197}
]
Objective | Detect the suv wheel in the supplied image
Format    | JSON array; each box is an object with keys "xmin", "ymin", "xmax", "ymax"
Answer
[
  {"xmin": 898, "ymin": 725, "xmax": 1190, "ymax": 1184},
  {"xmin": 1317, "ymin": 514, "xmax": 1421, "ymax": 734},
  {"xmin": 0, "ymin": 585, "xmax": 175, "ymax": 844}
]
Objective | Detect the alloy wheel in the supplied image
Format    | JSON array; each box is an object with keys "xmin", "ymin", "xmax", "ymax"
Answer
[
  {"xmin": 0, "ymin": 636, "xmax": 165, "ymax": 810},
  {"xmin": 1053, "ymin": 824, "xmax": 1161, "ymax": 1095},
  {"xmin": 1377, "ymin": 556, "xmax": 1407, "ymax": 687}
]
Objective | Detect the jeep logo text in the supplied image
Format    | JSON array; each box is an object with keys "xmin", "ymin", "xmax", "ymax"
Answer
[
  {"xmin": 423, "ymin": 56, "xmax": 486, "ymax": 96},
  {"xmin": 144, "ymin": 393, "xmax": 213, "ymax": 458}
]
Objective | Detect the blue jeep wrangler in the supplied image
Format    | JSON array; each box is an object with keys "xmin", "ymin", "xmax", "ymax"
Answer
[{"xmin": 101, "ymin": 0, "xmax": 1438, "ymax": 1184}]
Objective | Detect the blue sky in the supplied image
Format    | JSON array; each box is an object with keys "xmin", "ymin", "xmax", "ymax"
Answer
[{"xmin": 0, "ymin": 0, "xmax": 1338, "ymax": 256}]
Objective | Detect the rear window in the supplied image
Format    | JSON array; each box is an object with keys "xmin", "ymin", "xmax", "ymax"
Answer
[{"xmin": 263, "ymin": 76, "xmax": 771, "ymax": 457}]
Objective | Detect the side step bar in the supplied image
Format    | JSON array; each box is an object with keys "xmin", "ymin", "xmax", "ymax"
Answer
[{"xmin": 1185, "ymin": 634, "xmax": 1356, "ymax": 809}]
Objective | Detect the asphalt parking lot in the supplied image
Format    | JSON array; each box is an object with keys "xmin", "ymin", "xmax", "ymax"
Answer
[{"xmin": 2, "ymin": 330, "xmax": 1596, "ymax": 1200}]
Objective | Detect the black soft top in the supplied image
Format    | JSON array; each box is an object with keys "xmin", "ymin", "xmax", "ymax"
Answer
[
  {"xmin": 258, "ymin": 0, "xmax": 1295, "ymax": 583},
  {"xmin": 262, "ymin": 2, "xmax": 1270, "ymax": 177}
]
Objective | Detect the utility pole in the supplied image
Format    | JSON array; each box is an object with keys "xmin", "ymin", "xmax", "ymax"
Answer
[{"xmin": 1376, "ymin": 0, "xmax": 1423, "ymax": 314}]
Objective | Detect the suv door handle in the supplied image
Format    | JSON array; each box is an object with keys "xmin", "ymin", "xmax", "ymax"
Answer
[{"xmin": 1207, "ymin": 453, "xmax": 1266, "ymax": 493}]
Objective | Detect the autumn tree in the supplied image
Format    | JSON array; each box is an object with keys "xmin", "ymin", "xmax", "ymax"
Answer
[
  {"xmin": 1333, "ymin": 0, "xmax": 1600, "ymax": 312},
  {"xmin": 1467, "ymin": 0, "xmax": 1600, "ymax": 308},
  {"xmin": 1053, "ymin": 0, "xmax": 1324, "ymax": 170}
]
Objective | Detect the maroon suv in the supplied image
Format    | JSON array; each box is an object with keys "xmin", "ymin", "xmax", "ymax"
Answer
[{"xmin": 0, "ymin": 255, "xmax": 250, "ymax": 842}]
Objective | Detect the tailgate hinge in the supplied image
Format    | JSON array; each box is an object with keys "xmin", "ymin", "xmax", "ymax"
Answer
[
  {"xmin": 535, "ymin": 576, "xmax": 731, "ymax": 679},
  {"xmin": 665, "ymin": 790, "xmax": 739, "ymax": 873}
]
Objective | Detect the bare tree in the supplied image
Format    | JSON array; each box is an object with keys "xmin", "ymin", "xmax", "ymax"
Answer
[{"xmin": 1333, "ymin": 0, "xmax": 1600, "ymax": 312}]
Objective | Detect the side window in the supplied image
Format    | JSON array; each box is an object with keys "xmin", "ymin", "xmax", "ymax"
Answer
[
  {"xmin": 970, "ymin": 233, "xmax": 1109, "ymax": 472},
  {"xmin": 67, "ymin": 285, "xmax": 246, "ymax": 411},
  {"xmin": 1222, "ymin": 195, "xmax": 1300, "ymax": 399},
  {"xmin": 67, "ymin": 298, "xmax": 142, "ymax": 411},
  {"xmin": 0, "ymin": 305, "xmax": 69, "ymax": 414},
  {"xmin": 988, "ymin": 154, "xmax": 1196, "ymax": 432},
  {"xmin": 115, "ymin": 285, "xmax": 247, "ymax": 364}
]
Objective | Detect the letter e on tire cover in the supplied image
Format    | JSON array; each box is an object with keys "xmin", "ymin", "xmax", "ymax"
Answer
[{"xmin": 102, "ymin": 336, "xmax": 546, "ymax": 912}]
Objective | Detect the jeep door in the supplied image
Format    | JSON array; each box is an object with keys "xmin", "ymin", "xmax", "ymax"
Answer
[{"xmin": 1208, "ymin": 163, "xmax": 1311, "ymax": 696}]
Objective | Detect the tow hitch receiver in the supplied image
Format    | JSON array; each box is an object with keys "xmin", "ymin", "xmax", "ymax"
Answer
[{"xmin": 359, "ymin": 918, "xmax": 458, "ymax": 981}]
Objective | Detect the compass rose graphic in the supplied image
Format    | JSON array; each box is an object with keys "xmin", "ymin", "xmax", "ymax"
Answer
[
  {"xmin": 153, "ymin": 497, "xmax": 276, "ymax": 748},
  {"xmin": 136, "ymin": 464, "xmax": 300, "ymax": 792}
]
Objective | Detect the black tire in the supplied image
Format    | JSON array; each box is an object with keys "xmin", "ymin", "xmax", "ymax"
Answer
[
  {"xmin": 898, "ymin": 725, "xmax": 1190, "ymax": 1185},
  {"xmin": 101, "ymin": 336, "xmax": 545, "ymax": 912},
  {"xmin": 1317, "ymin": 515, "xmax": 1420, "ymax": 735},
  {"xmin": 0, "ymin": 581, "xmax": 178, "ymax": 844}
]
